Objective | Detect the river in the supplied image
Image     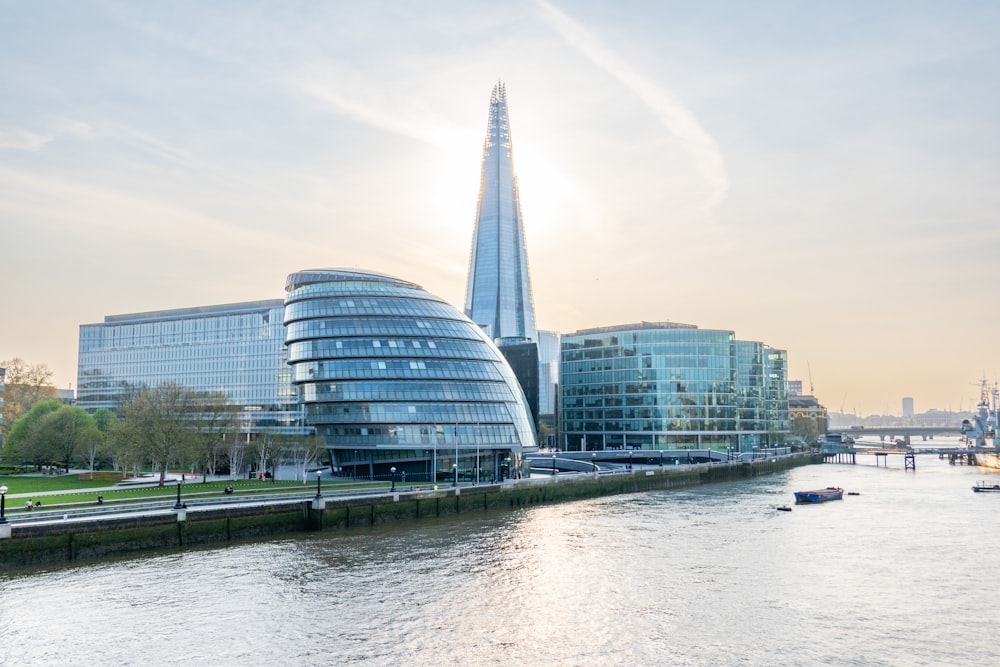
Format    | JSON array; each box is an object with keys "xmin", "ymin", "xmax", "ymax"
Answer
[{"xmin": 1, "ymin": 452, "xmax": 997, "ymax": 666}]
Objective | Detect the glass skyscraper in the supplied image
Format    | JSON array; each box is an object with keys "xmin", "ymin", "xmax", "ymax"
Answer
[
  {"xmin": 464, "ymin": 82, "xmax": 537, "ymax": 343},
  {"xmin": 284, "ymin": 269, "xmax": 536, "ymax": 482},
  {"xmin": 76, "ymin": 301, "xmax": 305, "ymax": 434},
  {"xmin": 560, "ymin": 322, "xmax": 788, "ymax": 453}
]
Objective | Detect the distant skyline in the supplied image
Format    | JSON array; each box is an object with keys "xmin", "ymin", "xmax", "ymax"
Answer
[{"xmin": 2, "ymin": 1, "xmax": 998, "ymax": 414}]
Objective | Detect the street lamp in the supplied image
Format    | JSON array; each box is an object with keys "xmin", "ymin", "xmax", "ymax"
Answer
[
  {"xmin": 551, "ymin": 454, "xmax": 557, "ymax": 476},
  {"xmin": 628, "ymin": 450, "xmax": 633, "ymax": 470},
  {"xmin": 0, "ymin": 485, "xmax": 8, "ymax": 524},
  {"xmin": 592, "ymin": 452, "xmax": 598, "ymax": 472},
  {"xmin": 315, "ymin": 469, "xmax": 322, "ymax": 498},
  {"xmin": 390, "ymin": 466, "xmax": 397, "ymax": 492},
  {"xmin": 659, "ymin": 450, "xmax": 663, "ymax": 467},
  {"xmin": 173, "ymin": 481, "xmax": 185, "ymax": 510},
  {"xmin": 452, "ymin": 463, "xmax": 458, "ymax": 487}
]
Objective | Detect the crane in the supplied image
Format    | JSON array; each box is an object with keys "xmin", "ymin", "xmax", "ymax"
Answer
[{"xmin": 807, "ymin": 362, "xmax": 815, "ymax": 396}]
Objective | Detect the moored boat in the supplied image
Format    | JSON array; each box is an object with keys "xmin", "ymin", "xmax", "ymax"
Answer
[
  {"xmin": 794, "ymin": 487, "xmax": 844, "ymax": 503},
  {"xmin": 972, "ymin": 480, "xmax": 1000, "ymax": 493}
]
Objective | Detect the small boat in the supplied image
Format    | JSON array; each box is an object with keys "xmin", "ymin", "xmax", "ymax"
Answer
[
  {"xmin": 793, "ymin": 487, "xmax": 844, "ymax": 504},
  {"xmin": 847, "ymin": 491, "xmax": 860, "ymax": 496},
  {"xmin": 972, "ymin": 480, "xmax": 1000, "ymax": 493},
  {"xmin": 775, "ymin": 505, "xmax": 792, "ymax": 512}
]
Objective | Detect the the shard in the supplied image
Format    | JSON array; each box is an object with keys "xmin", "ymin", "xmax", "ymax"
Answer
[{"xmin": 464, "ymin": 82, "xmax": 537, "ymax": 343}]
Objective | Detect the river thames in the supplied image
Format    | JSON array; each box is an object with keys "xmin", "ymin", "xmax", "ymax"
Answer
[{"xmin": 2, "ymin": 452, "xmax": 997, "ymax": 666}]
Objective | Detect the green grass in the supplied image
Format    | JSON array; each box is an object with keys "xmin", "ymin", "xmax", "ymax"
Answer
[{"xmin": 0, "ymin": 474, "xmax": 388, "ymax": 511}]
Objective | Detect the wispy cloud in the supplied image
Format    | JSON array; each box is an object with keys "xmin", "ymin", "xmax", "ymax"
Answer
[
  {"xmin": 536, "ymin": 0, "xmax": 729, "ymax": 209},
  {"xmin": 0, "ymin": 119, "xmax": 91, "ymax": 152}
]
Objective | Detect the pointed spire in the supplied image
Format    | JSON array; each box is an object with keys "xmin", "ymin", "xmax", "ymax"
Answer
[{"xmin": 464, "ymin": 83, "xmax": 537, "ymax": 342}]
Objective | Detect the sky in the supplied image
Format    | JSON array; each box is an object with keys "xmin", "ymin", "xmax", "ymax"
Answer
[{"xmin": 2, "ymin": 0, "xmax": 998, "ymax": 416}]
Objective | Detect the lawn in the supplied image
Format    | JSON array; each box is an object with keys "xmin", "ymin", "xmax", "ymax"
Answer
[{"xmin": 0, "ymin": 474, "xmax": 387, "ymax": 509}]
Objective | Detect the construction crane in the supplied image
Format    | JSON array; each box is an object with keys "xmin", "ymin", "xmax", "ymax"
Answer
[{"xmin": 807, "ymin": 362, "xmax": 815, "ymax": 396}]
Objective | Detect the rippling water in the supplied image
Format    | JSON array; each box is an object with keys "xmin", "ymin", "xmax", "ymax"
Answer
[{"xmin": 2, "ymin": 455, "xmax": 998, "ymax": 666}]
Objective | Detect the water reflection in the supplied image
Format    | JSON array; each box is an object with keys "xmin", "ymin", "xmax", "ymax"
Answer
[{"xmin": 2, "ymin": 457, "xmax": 998, "ymax": 666}]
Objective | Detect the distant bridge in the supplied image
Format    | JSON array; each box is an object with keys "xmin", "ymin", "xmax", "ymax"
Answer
[{"xmin": 836, "ymin": 426, "xmax": 963, "ymax": 442}]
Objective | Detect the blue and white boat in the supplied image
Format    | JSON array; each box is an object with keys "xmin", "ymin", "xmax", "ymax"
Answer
[{"xmin": 793, "ymin": 487, "xmax": 844, "ymax": 503}]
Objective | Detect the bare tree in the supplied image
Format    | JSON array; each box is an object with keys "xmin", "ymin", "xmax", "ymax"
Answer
[
  {"xmin": 251, "ymin": 431, "xmax": 281, "ymax": 482},
  {"xmin": 226, "ymin": 434, "xmax": 248, "ymax": 481},
  {"xmin": 188, "ymin": 393, "xmax": 238, "ymax": 483},
  {"xmin": 110, "ymin": 383, "xmax": 203, "ymax": 486},
  {"xmin": 282, "ymin": 434, "xmax": 328, "ymax": 483}
]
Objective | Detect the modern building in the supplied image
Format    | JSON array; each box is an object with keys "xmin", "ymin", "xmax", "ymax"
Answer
[
  {"xmin": 560, "ymin": 322, "xmax": 789, "ymax": 453},
  {"xmin": 76, "ymin": 301, "xmax": 305, "ymax": 436},
  {"xmin": 463, "ymin": 82, "xmax": 548, "ymax": 437},
  {"xmin": 464, "ymin": 82, "xmax": 537, "ymax": 344},
  {"xmin": 283, "ymin": 268, "xmax": 536, "ymax": 483},
  {"xmin": 902, "ymin": 397, "xmax": 914, "ymax": 419}
]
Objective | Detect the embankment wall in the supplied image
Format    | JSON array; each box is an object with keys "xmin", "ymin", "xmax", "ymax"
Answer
[{"xmin": 0, "ymin": 454, "xmax": 819, "ymax": 569}]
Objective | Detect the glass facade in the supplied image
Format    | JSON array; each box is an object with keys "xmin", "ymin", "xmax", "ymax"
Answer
[
  {"xmin": 464, "ymin": 82, "xmax": 537, "ymax": 343},
  {"xmin": 76, "ymin": 300, "xmax": 306, "ymax": 434},
  {"xmin": 284, "ymin": 269, "xmax": 536, "ymax": 482},
  {"xmin": 560, "ymin": 322, "xmax": 789, "ymax": 453}
]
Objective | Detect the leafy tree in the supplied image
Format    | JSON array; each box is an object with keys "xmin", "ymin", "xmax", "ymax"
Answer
[
  {"xmin": 35, "ymin": 405, "xmax": 100, "ymax": 473},
  {"xmin": 791, "ymin": 417, "xmax": 819, "ymax": 445},
  {"xmin": 0, "ymin": 358, "xmax": 58, "ymax": 440},
  {"xmin": 93, "ymin": 408, "xmax": 116, "ymax": 433},
  {"xmin": 2, "ymin": 399, "xmax": 63, "ymax": 469}
]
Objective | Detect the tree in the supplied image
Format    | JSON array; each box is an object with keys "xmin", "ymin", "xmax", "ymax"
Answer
[
  {"xmin": 35, "ymin": 405, "xmax": 100, "ymax": 473},
  {"xmin": 281, "ymin": 433, "xmax": 328, "ymax": 483},
  {"xmin": 1, "ymin": 399, "xmax": 63, "ymax": 469},
  {"xmin": 251, "ymin": 431, "xmax": 281, "ymax": 482},
  {"xmin": 0, "ymin": 358, "xmax": 58, "ymax": 440},
  {"xmin": 110, "ymin": 383, "xmax": 204, "ymax": 486},
  {"xmin": 791, "ymin": 417, "xmax": 819, "ymax": 445},
  {"xmin": 226, "ymin": 433, "xmax": 248, "ymax": 482},
  {"xmin": 186, "ymin": 393, "xmax": 238, "ymax": 483}
]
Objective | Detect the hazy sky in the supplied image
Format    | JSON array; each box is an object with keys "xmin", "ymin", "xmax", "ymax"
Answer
[{"xmin": 2, "ymin": 1, "xmax": 998, "ymax": 415}]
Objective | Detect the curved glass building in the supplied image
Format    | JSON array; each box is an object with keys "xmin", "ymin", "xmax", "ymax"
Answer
[{"xmin": 284, "ymin": 269, "xmax": 535, "ymax": 482}]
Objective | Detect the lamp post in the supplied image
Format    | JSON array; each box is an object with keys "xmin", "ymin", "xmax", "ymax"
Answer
[
  {"xmin": 390, "ymin": 466, "xmax": 397, "ymax": 492},
  {"xmin": 628, "ymin": 450, "xmax": 633, "ymax": 470},
  {"xmin": 592, "ymin": 452, "xmax": 597, "ymax": 472},
  {"xmin": 315, "ymin": 469, "xmax": 322, "ymax": 498},
  {"xmin": 452, "ymin": 463, "xmax": 458, "ymax": 487},
  {"xmin": 173, "ymin": 481, "xmax": 184, "ymax": 510},
  {"xmin": 551, "ymin": 453, "xmax": 557, "ymax": 476},
  {"xmin": 0, "ymin": 485, "xmax": 8, "ymax": 524},
  {"xmin": 659, "ymin": 450, "xmax": 663, "ymax": 467}
]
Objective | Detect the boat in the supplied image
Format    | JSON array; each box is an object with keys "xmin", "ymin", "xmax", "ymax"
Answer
[
  {"xmin": 793, "ymin": 487, "xmax": 844, "ymax": 503},
  {"xmin": 775, "ymin": 505, "xmax": 792, "ymax": 512},
  {"xmin": 960, "ymin": 380, "xmax": 1000, "ymax": 469},
  {"xmin": 972, "ymin": 480, "xmax": 1000, "ymax": 493}
]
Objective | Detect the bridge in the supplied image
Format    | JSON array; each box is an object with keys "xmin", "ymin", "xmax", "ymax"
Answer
[{"xmin": 837, "ymin": 426, "xmax": 963, "ymax": 442}]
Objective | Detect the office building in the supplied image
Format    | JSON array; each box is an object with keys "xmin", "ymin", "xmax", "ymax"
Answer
[
  {"xmin": 464, "ymin": 82, "xmax": 537, "ymax": 343},
  {"xmin": 560, "ymin": 322, "xmax": 789, "ymax": 452},
  {"xmin": 76, "ymin": 300, "xmax": 305, "ymax": 435}
]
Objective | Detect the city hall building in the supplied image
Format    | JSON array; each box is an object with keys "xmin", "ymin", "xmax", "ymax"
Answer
[
  {"xmin": 283, "ymin": 269, "xmax": 536, "ymax": 483},
  {"xmin": 560, "ymin": 322, "xmax": 789, "ymax": 453}
]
